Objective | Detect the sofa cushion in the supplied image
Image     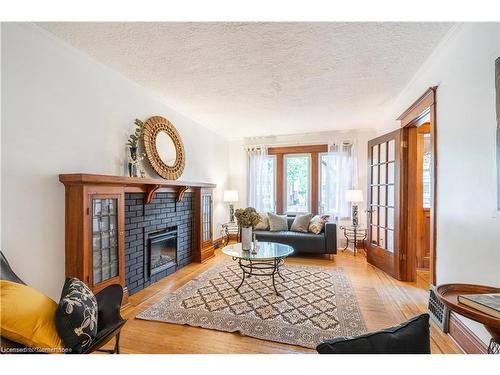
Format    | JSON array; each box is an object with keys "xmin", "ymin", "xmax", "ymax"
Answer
[
  {"xmin": 254, "ymin": 230, "xmax": 325, "ymax": 253},
  {"xmin": 309, "ymin": 214, "xmax": 330, "ymax": 234},
  {"xmin": 254, "ymin": 212, "xmax": 270, "ymax": 230},
  {"xmin": 268, "ymin": 212, "xmax": 288, "ymax": 231},
  {"xmin": 0, "ymin": 280, "xmax": 63, "ymax": 351},
  {"xmin": 316, "ymin": 313, "xmax": 431, "ymax": 354},
  {"xmin": 55, "ymin": 278, "xmax": 98, "ymax": 354},
  {"xmin": 290, "ymin": 213, "xmax": 313, "ymax": 233}
]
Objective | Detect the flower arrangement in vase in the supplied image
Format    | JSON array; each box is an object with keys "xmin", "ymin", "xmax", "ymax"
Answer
[
  {"xmin": 127, "ymin": 119, "xmax": 145, "ymax": 177},
  {"xmin": 234, "ymin": 207, "xmax": 261, "ymax": 251}
]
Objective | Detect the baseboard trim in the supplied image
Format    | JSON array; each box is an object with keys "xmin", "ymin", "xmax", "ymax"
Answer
[
  {"xmin": 213, "ymin": 236, "xmax": 222, "ymax": 249},
  {"xmin": 448, "ymin": 312, "xmax": 488, "ymax": 354}
]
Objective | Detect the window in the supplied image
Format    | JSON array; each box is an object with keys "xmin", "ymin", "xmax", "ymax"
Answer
[
  {"xmin": 262, "ymin": 155, "xmax": 276, "ymax": 212},
  {"xmin": 284, "ymin": 154, "xmax": 311, "ymax": 214},
  {"xmin": 318, "ymin": 143, "xmax": 355, "ymax": 218},
  {"xmin": 251, "ymin": 143, "xmax": 357, "ymax": 216},
  {"xmin": 247, "ymin": 152, "xmax": 276, "ymax": 213},
  {"xmin": 319, "ymin": 153, "xmax": 329, "ymax": 214}
]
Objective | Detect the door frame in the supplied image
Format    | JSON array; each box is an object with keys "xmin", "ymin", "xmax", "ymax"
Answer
[{"xmin": 397, "ymin": 86, "xmax": 438, "ymax": 285}]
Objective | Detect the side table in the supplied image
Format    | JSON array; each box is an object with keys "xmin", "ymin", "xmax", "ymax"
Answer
[
  {"xmin": 436, "ymin": 283, "xmax": 500, "ymax": 354},
  {"xmin": 340, "ymin": 225, "xmax": 367, "ymax": 256},
  {"xmin": 221, "ymin": 222, "xmax": 239, "ymax": 247}
]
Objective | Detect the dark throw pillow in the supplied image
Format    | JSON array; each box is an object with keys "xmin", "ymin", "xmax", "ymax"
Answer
[
  {"xmin": 55, "ymin": 278, "xmax": 98, "ymax": 353},
  {"xmin": 316, "ymin": 313, "xmax": 430, "ymax": 354}
]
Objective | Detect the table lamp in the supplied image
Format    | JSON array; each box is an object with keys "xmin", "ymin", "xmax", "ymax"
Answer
[
  {"xmin": 345, "ymin": 189, "xmax": 363, "ymax": 227},
  {"xmin": 223, "ymin": 190, "xmax": 239, "ymax": 222}
]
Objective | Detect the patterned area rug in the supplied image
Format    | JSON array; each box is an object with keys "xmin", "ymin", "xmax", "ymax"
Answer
[{"xmin": 136, "ymin": 261, "xmax": 367, "ymax": 348}]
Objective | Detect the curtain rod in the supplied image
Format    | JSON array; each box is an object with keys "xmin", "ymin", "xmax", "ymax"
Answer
[{"xmin": 244, "ymin": 140, "xmax": 354, "ymax": 149}]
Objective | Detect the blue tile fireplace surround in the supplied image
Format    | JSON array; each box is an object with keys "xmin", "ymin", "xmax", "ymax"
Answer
[{"xmin": 124, "ymin": 192, "xmax": 194, "ymax": 295}]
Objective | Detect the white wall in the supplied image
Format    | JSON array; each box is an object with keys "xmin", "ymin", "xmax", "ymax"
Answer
[
  {"xmin": 1, "ymin": 23, "xmax": 229, "ymax": 300},
  {"xmin": 0, "ymin": 24, "xmax": 2, "ymax": 251},
  {"xmin": 379, "ymin": 23, "xmax": 500, "ymax": 344},
  {"xmin": 227, "ymin": 129, "xmax": 377, "ymax": 232}
]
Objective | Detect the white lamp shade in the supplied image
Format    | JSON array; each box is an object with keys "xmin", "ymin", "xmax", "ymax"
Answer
[
  {"xmin": 345, "ymin": 189, "xmax": 363, "ymax": 203},
  {"xmin": 223, "ymin": 190, "xmax": 239, "ymax": 202}
]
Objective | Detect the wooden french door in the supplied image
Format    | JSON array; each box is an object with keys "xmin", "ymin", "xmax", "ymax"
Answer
[{"xmin": 367, "ymin": 129, "xmax": 404, "ymax": 280}]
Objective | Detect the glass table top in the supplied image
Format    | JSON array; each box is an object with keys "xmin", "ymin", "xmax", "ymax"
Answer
[
  {"xmin": 340, "ymin": 225, "xmax": 367, "ymax": 231},
  {"xmin": 222, "ymin": 242, "xmax": 294, "ymax": 260}
]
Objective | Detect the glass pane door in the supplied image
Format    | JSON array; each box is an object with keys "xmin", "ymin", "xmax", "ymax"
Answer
[
  {"xmin": 367, "ymin": 129, "xmax": 401, "ymax": 280},
  {"xmin": 92, "ymin": 197, "xmax": 118, "ymax": 284},
  {"xmin": 422, "ymin": 134, "xmax": 432, "ymax": 208},
  {"xmin": 285, "ymin": 154, "xmax": 311, "ymax": 214},
  {"xmin": 369, "ymin": 139, "xmax": 395, "ymax": 253},
  {"xmin": 202, "ymin": 194, "xmax": 212, "ymax": 242}
]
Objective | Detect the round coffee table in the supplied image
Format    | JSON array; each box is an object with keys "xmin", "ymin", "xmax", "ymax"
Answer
[{"xmin": 221, "ymin": 242, "xmax": 294, "ymax": 295}]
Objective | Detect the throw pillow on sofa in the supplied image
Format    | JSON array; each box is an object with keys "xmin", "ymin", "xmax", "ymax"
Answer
[
  {"xmin": 291, "ymin": 213, "xmax": 313, "ymax": 233},
  {"xmin": 55, "ymin": 277, "xmax": 98, "ymax": 353},
  {"xmin": 0, "ymin": 280, "xmax": 64, "ymax": 351},
  {"xmin": 268, "ymin": 212, "xmax": 288, "ymax": 231},
  {"xmin": 309, "ymin": 214, "xmax": 330, "ymax": 234},
  {"xmin": 254, "ymin": 212, "xmax": 270, "ymax": 230},
  {"xmin": 316, "ymin": 313, "xmax": 431, "ymax": 354}
]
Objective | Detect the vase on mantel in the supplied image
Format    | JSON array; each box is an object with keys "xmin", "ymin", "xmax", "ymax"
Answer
[
  {"xmin": 241, "ymin": 226, "xmax": 253, "ymax": 251},
  {"xmin": 128, "ymin": 146, "xmax": 137, "ymax": 177}
]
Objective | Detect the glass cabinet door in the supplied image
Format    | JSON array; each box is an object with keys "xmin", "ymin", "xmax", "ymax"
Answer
[
  {"xmin": 202, "ymin": 193, "xmax": 212, "ymax": 243},
  {"xmin": 92, "ymin": 197, "xmax": 119, "ymax": 285}
]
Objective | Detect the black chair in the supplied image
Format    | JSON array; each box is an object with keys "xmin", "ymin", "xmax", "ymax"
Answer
[
  {"xmin": 0, "ymin": 251, "xmax": 127, "ymax": 354},
  {"xmin": 316, "ymin": 314, "xmax": 431, "ymax": 354}
]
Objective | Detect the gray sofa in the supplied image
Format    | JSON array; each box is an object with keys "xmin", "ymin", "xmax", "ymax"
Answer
[{"xmin": 254, "ymin": 217, "xmax": 337, "ymax": 255}]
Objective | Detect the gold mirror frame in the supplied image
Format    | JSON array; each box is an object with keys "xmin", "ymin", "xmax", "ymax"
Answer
[{"xmin": 143, "ymin": 116, "xmax": 185, "ymax": 180}]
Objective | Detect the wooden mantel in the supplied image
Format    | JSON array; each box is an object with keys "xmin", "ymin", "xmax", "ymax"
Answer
[
  {"xmin": 59, "ymin": 173, "xmax": 216, "ymax": 204},
  {"xmin": 59, "ymin": 173, "xmax": 216, "ymax": 306}
]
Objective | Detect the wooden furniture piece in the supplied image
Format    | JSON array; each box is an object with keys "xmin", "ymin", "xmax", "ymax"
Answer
[
  {"xmin": 436, "ymin": 283, "xmax": 500, "ymax": 354},
  {"xmin": 59, "ymin": 173, "xmax": 216, "ymax": 305},
  {"xmin": 221, "ymin": 242, "xmax": 294, "ymax": 296},
  {"xmin": 340, "ymin": 225, "xmax": 367, "ymax": 256},
  {"xmin": 194, "ymin": 187, "xmax": 214, "ymax": 263},
  {"xmin": 221, "ymin": 221, "xmax": 240, "ymax": 247}
]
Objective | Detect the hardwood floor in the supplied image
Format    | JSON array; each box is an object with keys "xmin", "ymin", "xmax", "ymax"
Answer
[{"xmin": 108, "ymin": 248, "xmax": 462, "ymax": 354}]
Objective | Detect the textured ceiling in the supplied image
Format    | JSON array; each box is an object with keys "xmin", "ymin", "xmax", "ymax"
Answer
[{"xmin": 37, "ymin": 22, "xmax": 453, "ymax": 138}]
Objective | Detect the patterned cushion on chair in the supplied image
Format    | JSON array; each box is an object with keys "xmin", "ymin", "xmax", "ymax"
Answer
[{"xmin": 55, "ymin": 278, "xmax": 98, "ymax": 353}]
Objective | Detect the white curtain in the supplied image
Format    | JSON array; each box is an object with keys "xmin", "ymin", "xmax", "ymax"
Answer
[
  {"xmin": 247, "ymin": 146, "xmax": 275, "ymax": 212},
  {"xmin": 322, "ymin": 140, "xmax": 359, "ymax": 220}
]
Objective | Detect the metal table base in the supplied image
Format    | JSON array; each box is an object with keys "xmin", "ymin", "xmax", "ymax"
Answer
[{"xmin": 233, "ymin": 257, "xmax": 285, "ymax": 295}]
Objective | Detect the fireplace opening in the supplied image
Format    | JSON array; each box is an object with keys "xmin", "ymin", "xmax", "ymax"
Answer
[{"xmin": 147, "ymin": 228, "xmax": 177, "ymax": 276}]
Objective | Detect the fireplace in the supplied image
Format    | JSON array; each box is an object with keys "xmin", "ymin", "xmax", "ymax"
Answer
[{"xmin": 147, "ymin": 228, "xmax": 177, "ymax": 277}]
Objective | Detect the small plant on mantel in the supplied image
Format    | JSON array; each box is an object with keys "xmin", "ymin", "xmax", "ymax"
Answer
[{"xmin": 127, "ymin": 119, "xmax": 145, "ymax": 150}]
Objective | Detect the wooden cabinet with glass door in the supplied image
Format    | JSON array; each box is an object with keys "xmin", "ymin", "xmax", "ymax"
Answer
[
  {"xmin": 90, "ymin": 194, "xmax": 123, "ymax": 292},
  {"xmin": 63, "ymin": 185, "xmax": 127, "ymax": 305},
  {"xmin": 193, "ymin": 187, "xmax": 214, "ymax": 262}
]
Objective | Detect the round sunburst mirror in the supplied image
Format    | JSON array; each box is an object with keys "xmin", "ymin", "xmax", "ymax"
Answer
[{"xmin": 143, "ymin": 116, "xmax": 185, "ymax": 180}]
